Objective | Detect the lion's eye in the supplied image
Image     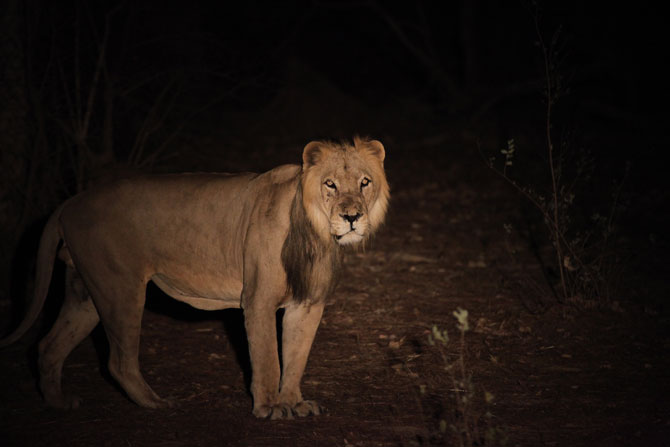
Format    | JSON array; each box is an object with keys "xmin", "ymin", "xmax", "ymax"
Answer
[
  {"xmin": 360, "ymin": 177, "xmax": 371, "ymax": 189},
  {"xmin": 324, "ymin": 179, "xmax": 337, "ymax": 190}
]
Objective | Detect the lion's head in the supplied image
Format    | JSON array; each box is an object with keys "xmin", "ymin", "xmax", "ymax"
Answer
[{"xmin": 301, "ymin": 137, "xmax": 390, "ymax": 246}]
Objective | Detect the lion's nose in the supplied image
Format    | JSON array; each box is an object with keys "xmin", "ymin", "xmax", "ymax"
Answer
[{"xmin": 341, "ymin": 213, "xmax": 362, "ymax": 224}]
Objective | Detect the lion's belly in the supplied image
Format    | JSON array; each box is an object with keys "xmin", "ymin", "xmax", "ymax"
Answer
[{"xmin": 151, "ymin": 273, "xmax": 243, "ymax": 310}]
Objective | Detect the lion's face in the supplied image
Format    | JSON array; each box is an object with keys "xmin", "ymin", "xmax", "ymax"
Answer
[{"xmin": 301, "ymin": 138, "xmax": 389, "ymax": 246}]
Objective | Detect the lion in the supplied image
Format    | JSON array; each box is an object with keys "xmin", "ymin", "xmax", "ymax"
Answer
[{"xmin": 0, "ymin": 137, "xmax": 389, "ymax": 419}]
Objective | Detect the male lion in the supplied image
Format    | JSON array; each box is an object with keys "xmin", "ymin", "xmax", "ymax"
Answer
[{"xmin": 0, "ymin": 137, "xmax": 389, "ymax": 419}]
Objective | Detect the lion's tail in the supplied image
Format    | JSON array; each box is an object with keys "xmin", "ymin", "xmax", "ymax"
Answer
[{"xmin": 0, "ymin": 204, "xmax": 64, "ymax": 348}]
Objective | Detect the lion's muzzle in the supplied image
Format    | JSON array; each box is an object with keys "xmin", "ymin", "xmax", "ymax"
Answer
[{"xmin": 332, "ymin": 200, "xmax": 368, "ymax": 245}]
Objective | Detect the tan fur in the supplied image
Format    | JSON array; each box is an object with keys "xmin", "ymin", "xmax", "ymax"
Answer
[{"xmin": 0, "ymin": 138, "xmax": 389, "ymax": 419}]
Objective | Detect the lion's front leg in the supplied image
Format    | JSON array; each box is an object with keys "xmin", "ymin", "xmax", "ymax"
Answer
[
  {"xmin": 244, "ymin": 301, "xmax": 283, "ymax": 419},
  {"xmin": 278, "ymin": 300, "xmax": 325, "ymax": 417}
]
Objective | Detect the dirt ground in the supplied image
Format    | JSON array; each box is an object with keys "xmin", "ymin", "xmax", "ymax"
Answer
[{"xmin": 1, "ymin": 136, "xmax": 668, "ymax": 447}]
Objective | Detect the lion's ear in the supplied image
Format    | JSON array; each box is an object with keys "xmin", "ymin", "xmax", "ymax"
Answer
[
  {"xmin": 366, "ymin": 139, "xmax": 385, "ymax": 163},
  {"xmin": 302, "ymin": 141, "xmax": 323, "ymax": 168},
  {"xmin": 355, "ymin": 137, "xmax": 385, "ymax": 163}
]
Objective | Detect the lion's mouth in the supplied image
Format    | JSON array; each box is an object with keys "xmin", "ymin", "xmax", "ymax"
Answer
[
  {"xmin": 335, "ymin": 230, "xmax": 364, "ymax": 245},
  {"xmin": 335, "ymin": 228, "xmax": 354, "ymax": 239}
]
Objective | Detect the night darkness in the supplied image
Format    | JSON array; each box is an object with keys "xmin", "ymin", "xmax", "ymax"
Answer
[{"xmin": 1, "ymin": 1, "xmax": 668, "ymax": 446}]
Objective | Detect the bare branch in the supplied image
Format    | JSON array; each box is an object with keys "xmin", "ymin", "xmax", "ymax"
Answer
[{"xmin": 129, "ymin": 75, "xmax": 181, "ymax": 165}]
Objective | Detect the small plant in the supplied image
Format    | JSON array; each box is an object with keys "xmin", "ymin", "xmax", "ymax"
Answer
[
  {"xmin": 426, "ymin": 309, "xmax": 506, "ymax": 447},
  {"xmin": 484, "ymin": 13, "xmax": 627, "ymax": 306}
]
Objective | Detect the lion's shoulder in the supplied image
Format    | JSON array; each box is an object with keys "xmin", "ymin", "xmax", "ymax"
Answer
[{"xmin": 267, "ymin": 164, "xmax": 301, "ymax": 185}]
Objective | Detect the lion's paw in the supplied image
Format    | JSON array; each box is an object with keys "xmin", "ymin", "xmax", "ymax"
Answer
[
  {"xmin": 144, "ymin": 396, "xmax": 176, "ymax": 409},
  {"xmin": 253, "ymin": 404, "xmax": 293, "ymax": 420},
  {"xmin": 44, "ymin": 392, "xmax": 83, "ymax": 410},
  {"xmin": 253, "ymin": 400, "xmax": 324, "ymax": 420},
  {"xmin": 293, "ymin": 400, "xmax": 324, "ymax": 417}
]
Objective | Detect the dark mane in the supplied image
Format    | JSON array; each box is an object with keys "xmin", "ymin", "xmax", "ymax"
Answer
[{"xmin": 281, "ymin": 181, "xmax": 341, "ymax": 303}]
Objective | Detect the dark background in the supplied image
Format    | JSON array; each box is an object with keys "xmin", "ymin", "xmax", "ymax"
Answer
[
  {"xmin": 1, "ymin": 0, "xmax": 667, "ymax": 206},
  {"xmin": 1, "ymin": 1, "xmax": 669, "ymax": 446},
  {"xmin": 3, "ymin": 0, "xmax": 666, "ymax": 300}
]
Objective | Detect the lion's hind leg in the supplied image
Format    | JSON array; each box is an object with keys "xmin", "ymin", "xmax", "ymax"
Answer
[
  {"xmin": 92, "ymin": 278, "xmax": 174, "ymax": 409},
  {"xmin": 38, "ymin": 266, "xmax": 99, "ymax": 409}
]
